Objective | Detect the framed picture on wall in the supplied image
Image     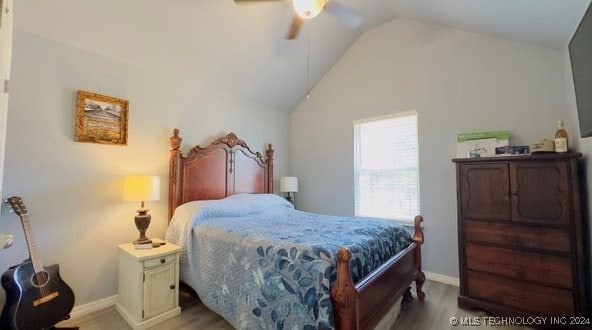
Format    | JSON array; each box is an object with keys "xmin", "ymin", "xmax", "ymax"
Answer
[
  {"xmin": 75, "ymin": 90, "xmax": 128, "ymax": 145},
  {"xmin": 0, "ymin": 0, "xmax": 4, "ymax": 28}
]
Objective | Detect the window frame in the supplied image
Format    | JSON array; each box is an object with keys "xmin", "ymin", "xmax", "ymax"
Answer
[{"xmin": 353, "ymin": 110, "xmax": 420, "ymax": 223}]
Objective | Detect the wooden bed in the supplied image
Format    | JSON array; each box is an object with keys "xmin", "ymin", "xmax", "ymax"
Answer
[{"xmin": 168, "ymin": 129, "xmax": 425, "ymax": 329}]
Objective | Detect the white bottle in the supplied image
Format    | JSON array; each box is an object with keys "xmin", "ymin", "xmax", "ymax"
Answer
[{"xmin": 554, "ymin": 120, "xmax": 569, "ymax": 153}]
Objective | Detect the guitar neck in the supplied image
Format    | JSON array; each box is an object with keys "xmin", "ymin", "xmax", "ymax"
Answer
[{"xmin": 20, "ymin": 213, "xmax": 44, "ymax": 274}]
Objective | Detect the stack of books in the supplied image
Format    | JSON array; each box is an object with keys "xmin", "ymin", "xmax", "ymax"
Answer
[
  {"xmin": 133, "ymin": 242, "xmax": 153, "ymax": 250},
  {"xmin": 133, "ymin": 238, "xmax": 167, "ymax": 250}
]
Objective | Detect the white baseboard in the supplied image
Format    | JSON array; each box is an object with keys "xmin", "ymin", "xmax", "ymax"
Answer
[
  {"xmin": 66, "ymin": 294, "xmax": 118, "ymax": 321},
  {"xmin": 116, "ymin": 303, "xmax": 181, "ymax": 329},
  {"xmin": 424, "ymin": 271, "xmax": 460, "ymax": 286}
]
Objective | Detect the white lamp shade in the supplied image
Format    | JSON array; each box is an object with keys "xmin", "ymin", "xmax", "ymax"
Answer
[
  {"xmin": 123, "ymin": 176, "xmax": 160, "ymax": 202},
  {"xmin": 280, "ymin": 177, "xmax": 298, "ymax": 193}
]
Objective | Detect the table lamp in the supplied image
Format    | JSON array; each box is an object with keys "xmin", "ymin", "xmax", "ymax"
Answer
[
  {"xmin": 280, "ymin": 176, "xmax": 298, "ymax": 205},
  {"xmin": 124, "ymin": 176, "xmax": 160, "ymax": 245}
]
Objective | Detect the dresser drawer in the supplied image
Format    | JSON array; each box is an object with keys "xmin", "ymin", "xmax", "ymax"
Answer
[
  {"xmin": 464, "ymin": 220, "xmax": 571, "ymax": 253},
  {"xmin": 144, "ymin": 254, "xmax": 176, "ymax": 268},
  {"xmin": 466, "ymin": 243, "xmax": 572, "ymax": 288},
  {"xmin": 467, "ymin": 271, "xmax": 574, "ymax": 315}
]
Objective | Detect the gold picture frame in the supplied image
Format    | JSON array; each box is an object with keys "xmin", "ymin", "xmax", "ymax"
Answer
[{"xmin": 75, "ymin": 90, "xmax": 128, "ymax": 145}]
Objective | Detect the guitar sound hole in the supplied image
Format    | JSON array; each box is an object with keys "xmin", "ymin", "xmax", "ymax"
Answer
[{"xmin": 31, "ymin": 271, "xmax": 50, "ymax": 287}]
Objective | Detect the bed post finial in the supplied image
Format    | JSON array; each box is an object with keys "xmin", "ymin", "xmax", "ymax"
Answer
[
  {"xmin": 169, "ymin": 129, "xmax": 183, "ymax": 220},
  {"xmin": 266, "ymin": 144, "xmax": 274, "ymax": 193},
  {"xmin": 331, "ymin": 247, "xmax": 358, "ymax": 329},
  {"xmin": 412, "ymin": 215, "xmax": 424, "ymax": 244},
  {"xmin": 171, "ymin": 128, "xmax": 182, "ymax": 150}
]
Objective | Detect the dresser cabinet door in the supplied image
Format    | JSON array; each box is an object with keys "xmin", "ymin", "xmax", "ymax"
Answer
[
  {"xmin": 510, "ymin": 162, "xmax": 570, "ymax": 226},
  {"xmin": 460, "ymin": 164, "xmax": 511, "ymax": 220},
  {"xmin": 143, "ymin": 262, "xmax": 176, "ymax": 320}
]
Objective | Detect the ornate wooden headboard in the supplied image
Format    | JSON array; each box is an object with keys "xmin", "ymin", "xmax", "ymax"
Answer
[{"xmin": 168, "ymin": 129, "xmax": 274, "ymax": 221}]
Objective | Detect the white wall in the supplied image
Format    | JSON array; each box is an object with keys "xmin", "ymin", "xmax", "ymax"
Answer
[
  {"xmin": 291, "ymin": 19, "xmax": 572, "ymax": 278},
  {"xmin": 0, "ymin": 31, "xmax": 290, "ymax": 308}
]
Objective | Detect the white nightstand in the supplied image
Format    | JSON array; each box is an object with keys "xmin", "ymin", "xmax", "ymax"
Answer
[{"xmin": 115, "ymin": 241, "xmax": 182, "ymax": 329}]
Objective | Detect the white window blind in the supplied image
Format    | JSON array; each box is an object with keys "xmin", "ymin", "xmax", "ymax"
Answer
[{"xmin": 354, "ymin": 111, "xmax": 419, "ymax": 222}]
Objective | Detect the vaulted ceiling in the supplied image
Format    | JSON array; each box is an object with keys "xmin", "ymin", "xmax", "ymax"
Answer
[{"xmin": 14, "ymin": 0, "xmax": 591, "ymax": 111}]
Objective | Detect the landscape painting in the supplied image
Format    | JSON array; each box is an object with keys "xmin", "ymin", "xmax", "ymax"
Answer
[{"xmin": 75, "ymin": 90, "xmax": 128, "ymax": 145}]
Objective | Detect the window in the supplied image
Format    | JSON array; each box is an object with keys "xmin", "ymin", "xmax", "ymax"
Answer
[{"xmin": 354, "ymin": 111, "xmax": 419, "ymax": 222}]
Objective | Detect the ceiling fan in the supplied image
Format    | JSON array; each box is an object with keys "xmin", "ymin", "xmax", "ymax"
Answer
[{"xmin": 234, "ymin": 0, "xmax": 363, "ymax": 39}]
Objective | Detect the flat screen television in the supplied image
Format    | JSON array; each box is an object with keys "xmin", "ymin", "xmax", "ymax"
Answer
[{"xmin": 570, "ymin": 2, "xmax": 592, "ymax": 138}]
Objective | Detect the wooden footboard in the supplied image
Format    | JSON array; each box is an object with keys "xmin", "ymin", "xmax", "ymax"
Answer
[{"xmin": 331, "ymin": 215, "xmax": 425, "ymax": 329}]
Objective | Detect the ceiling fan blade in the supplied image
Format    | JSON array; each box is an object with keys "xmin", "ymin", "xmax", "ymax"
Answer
[
  {"xmin": 287, "ymin": 15, "xmax": 303, "ymax": 40},
  {"xmin": 234, "ymin": 0, "xmax": 286, "ymax": 2},
  {"xmin": 324, "ymin": 1, "xmax": 363, "ymax": 29}
]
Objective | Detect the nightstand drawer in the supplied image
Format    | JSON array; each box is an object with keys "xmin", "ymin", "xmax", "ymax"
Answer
[{"xmin": 144, "ymin": 255, "xmax": 176, "ymax": 268}]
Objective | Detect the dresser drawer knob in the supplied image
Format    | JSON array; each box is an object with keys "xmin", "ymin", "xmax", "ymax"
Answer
[
  {"xmin": 160, "ymin": 258, "xmax": 166, "ymax": 264},
  {"xmin": 170, "ymin": 284, "xmax": 176, "ymax": 290}
]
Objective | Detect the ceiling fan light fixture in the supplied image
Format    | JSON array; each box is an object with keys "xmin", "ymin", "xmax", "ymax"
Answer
[{"xmin": 293, "ymin": 0, "xmax": 326, "ymax": 19}]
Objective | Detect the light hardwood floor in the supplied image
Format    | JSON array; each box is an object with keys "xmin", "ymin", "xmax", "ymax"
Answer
[{"xmin": 59, "ymin": 280, "xmax": 532, "ymax": 330}]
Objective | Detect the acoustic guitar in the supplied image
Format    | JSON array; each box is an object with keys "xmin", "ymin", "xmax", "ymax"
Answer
[{"xmin": 1, "ymin": 196, "xmax": 75, "ymax": 330}]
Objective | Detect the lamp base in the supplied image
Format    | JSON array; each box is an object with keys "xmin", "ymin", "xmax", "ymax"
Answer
[
  {"xmin": 133, "ymin": 209, "xmax": 152, "ymax": 245},
  {"xmin": 285, "ymin": 192, "xmax": 295, "ymax": 206},
  {"xmin": 133, "ymin": 237, "xmax": 153, "ymax": 245}
]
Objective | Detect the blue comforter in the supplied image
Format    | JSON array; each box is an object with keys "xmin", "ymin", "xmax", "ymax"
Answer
[{"xmin": 166, "ymin": 194, "xmax": 411, "ymax": 330}]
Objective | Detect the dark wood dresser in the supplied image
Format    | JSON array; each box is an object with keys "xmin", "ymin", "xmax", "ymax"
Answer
[{"xmin": 452, "ymin": 153, "xmax": 589, "ymax": 317}]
